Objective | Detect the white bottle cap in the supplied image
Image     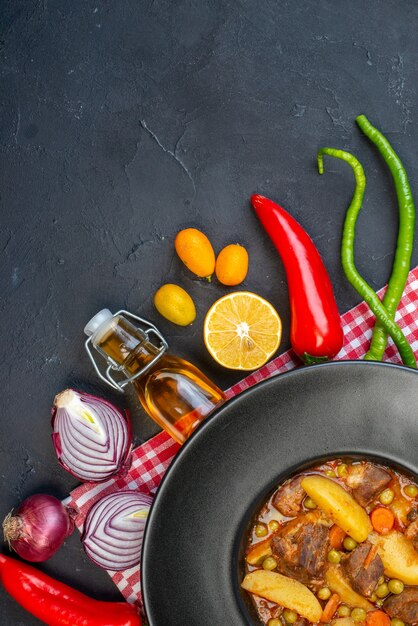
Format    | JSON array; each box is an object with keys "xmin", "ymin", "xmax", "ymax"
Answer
[{"xmin": 84, "ymin": 309, "xmax": 114, "ymax": 337}]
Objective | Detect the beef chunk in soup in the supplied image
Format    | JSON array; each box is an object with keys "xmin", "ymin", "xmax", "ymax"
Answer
[
  {"xmin": 405, "ymin": 518, "xmax": 418, "ymax": 551},
  {"xmin": 348, "ymin": 464, "xmax": 391, "ymax": 507},
  {"xmin": 272, "ymin": 476, "xmax": 305, "ymax": 517},
  {"xmin": 384, "ymin": 587, "xmax": 418, "ymax": 623},
  {"xmin": 343, "ymin": 541, "xmax": 384, "ymax": 597},
  {"xmin": 271, "ymin": 512, "xmax": 329, "ymax": 584}
]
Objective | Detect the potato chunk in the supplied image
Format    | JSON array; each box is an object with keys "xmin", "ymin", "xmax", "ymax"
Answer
[
  {"xmin": 371, "ymin": 530, "xmax": 418, "ymax": 585},
  {"xmin": 325, "ymin": 565, "xmax": 374, "ymax": 611},
  {"xmin": 301, "ymin": 475, "xmax": 372, "ymax": 543},
  {"xmin": 246, "ymin": 537, "xmax": 272, "ymax": 566},
  {"xmin": 241, "ymin": 570, "xmax": 322, "ymax": 622}
]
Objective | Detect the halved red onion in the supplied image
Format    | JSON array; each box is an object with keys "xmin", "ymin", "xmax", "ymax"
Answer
[
  {"xmin": 82, "ymin": 490, "xmax": 152, "ymax": 571},
  {"xmin": 52, "ymin": 389, "xmax": 132, "ymax": 482}
]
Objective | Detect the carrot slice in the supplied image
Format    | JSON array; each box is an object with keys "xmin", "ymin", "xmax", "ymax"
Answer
[
  {"xmin": 366, "ymin": 610, "xmax": 391, "ymax": 626},
  {"xmin": 363, "ymin": 544, "xmax": 379, "ymax": 570},
  {"xmin": 370, "ymin": 507, "xmax": 395, "ymax": 534},
  {"xmin": 329, "ymin": 525, "xmax": 347, "ymax": 549},
  {"xmin": 321, "ymin": 593, "xmax": 340, "ymax": 622}
]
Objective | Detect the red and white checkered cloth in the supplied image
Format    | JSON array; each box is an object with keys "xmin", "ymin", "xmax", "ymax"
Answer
[{"xmin": 66, "ymin": 266, "xmax": 418, "ymax": 608}]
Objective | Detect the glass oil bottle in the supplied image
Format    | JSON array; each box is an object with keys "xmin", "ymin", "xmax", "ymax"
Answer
[{"xmin": 84, "ymin": 309, "xmax": 225, "ymax": 444}]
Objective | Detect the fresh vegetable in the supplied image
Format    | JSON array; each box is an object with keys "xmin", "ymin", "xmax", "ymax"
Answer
[
  {"xmin": 52, "ymin": 389, "xmax": 132, "ymax": 482},
  {"xmin": 203, "ymin": 291, "xmax": 282, "ymax": 370},
  {"xmin": 153, "ymin": 283, "xmax": 196, "ymax": 326},
  {"xmin": 330, "ymin": 524, "xmax": 347, "ymax": 549},
  {"xmin": 2, "ymin": 494, "xmax": 73, "ymax": 562},
  {"xmin": 366, "ymin": 610, "xmax": 391, "ymax": 626},
  {"xmin": 251, "ymin": 194, "xmax": 343, "ymax": 364},
  {"xmin": 371, "ymin": 530, "xmax": 418, "ymax": 584},
  {"xmin": 0, "ymin": 553, "xmax": 141, "ymax": 626},
  {"xmin": 356, "ymin": 115, "xmax": 416, "ymax": 362},
  {"xmin": 321, "ymin": 593, "xmax": 341, "ymax": 622},
  {"xmin": 174, "ymin": 227, "xmax": 215, "ymax": 278},
  {"xmin": 241, "ymin": 570, "xmax": 323, "ymax": 622},
  {"xmin": 317, "ymin": 148, "xmax": 416, "ymax": 368},
  {"xmin": 82, "ymin": 490, "xmax": 152, "ymax": 571},
  {"xmin": 301, "ymin": 475, "xmax": 372, "ymax": 542},
  {"xmin": 215, "ymin": 243, "xmax": 249, "ymax": 286},
  {"xmin": 325, "ymin": 565, "xmax": 374, "ymax": 611},
  {"xmin": 370, "ymin": 507, "xmax": 395, "ymax": 534}
]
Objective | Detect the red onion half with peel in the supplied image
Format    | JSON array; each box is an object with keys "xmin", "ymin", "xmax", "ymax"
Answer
[
  {"xmin": 52, "ymin": 389, "xmax": 132, "ymax": 482},
  {"xmin": 82, "ymin": 490, "xmax": 153, "ymax": 571},
  {"xmin": 3, "ymin": 494, "xmax": 74, "ymax": 562}
]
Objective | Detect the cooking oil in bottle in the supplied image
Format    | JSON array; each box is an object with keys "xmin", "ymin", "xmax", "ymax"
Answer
[{"xmin": 84, "ymin": 309, "xmax": 225, "ymax": 444}]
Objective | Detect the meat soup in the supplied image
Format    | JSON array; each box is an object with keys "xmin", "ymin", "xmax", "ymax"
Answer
[{"xmin": 242, "ymin": 460, "xmax": 418, "ymax": 626}]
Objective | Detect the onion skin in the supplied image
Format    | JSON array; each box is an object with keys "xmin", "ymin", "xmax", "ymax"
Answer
[
  {"xmin": 52, "ymin": 389, "xmax": 132, "ymax": 483},
  {"xmin": 3, "ymin": 494, "xmax": 73, "ymax": 562},
  {"xmin": 82, "ymin": 490, "xmax": 153, "ymax": 571}
]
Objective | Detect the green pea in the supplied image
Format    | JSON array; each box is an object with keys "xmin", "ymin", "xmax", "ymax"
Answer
[
  {"xmin": 404, "ymin": 484, "xmax": 418, "ymax": 498},
  {"xmin": 337, "ymin": 464, "xmax": 348, "ymax": 477},
  {"xmin": 255, "ymin": 523, "xmax": 268, "ymax": 537},
  {"xmin": 262, "ymin": 557, "xmax": 278, "ymax": 571},
  {"xmin": 325, "ymin": 469, "xmax": 336, "ymax": 477},
  {"xmin": 317, "ymin": 587, "xmax": 331, "ymax": 600},
  {"xmin": 304, "ymin": 497, "xmax": 317, "ymax": 509},
  {"xmin": 378, "ymin": 575, "xmax": 385, "ymax": 585},
  {"xmin": 343, "ymin": 537, "xmax": 358, "ymax": 551},
  {"xmin": 351, "ymin": 608, "xmax": 367, "ymax": 622},
  {"xmin": 337, "ymin": 606, "xmax": 351, "ymax": 617},
  {"xmin": 283, "ymin": 609, "xmax": 298, "ymax": 624},
  {"xmin": 388, "ymin": 579, "xmax": 404, "ymax": 595},
  {"xmin": 376, "ymin": 583, "xmax": 389, "ymax": 598},
  {"xmin": 268, "ymin": 519, "xmax": 280, "ymax": 532},
  {"xmin": 379, "ymin": 488, "xmax": 395, "ymax": 505},
  {"xmin": 268, "ymin": 620, "xmax": 282, "ymax": 626},
  {"xmin": 390, "ymin": 619, "xmax": 405, "ymax": 626},
  {"xmin": 327, "ymin": 549, "xmax": 341, "ymax": 564}
]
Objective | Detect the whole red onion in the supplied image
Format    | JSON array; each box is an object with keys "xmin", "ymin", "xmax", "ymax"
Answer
[{"xmin": 3, "ymin": 494, "xmax": 74, "ymax": 562}]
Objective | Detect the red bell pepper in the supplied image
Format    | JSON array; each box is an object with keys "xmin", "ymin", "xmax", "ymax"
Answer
[
  {"xmin": 0, "ymin": 553, "xmax": 141, "ymax": 626},
  {"xmin": 252, "ymin": 194, "xmax": 343, "ymax": 363}
]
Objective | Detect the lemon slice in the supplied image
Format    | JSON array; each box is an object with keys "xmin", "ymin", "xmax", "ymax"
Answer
[{"xmin": 203, "ymin": 292, "xmax": 282, "ymax": 370}]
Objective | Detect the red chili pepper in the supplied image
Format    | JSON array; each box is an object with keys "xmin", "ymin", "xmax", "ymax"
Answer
[
  {"xmin": 0, "ymin": 553, "xmax": 141, "ymax": 626},
  {"xmin": 252, "ymin": 194, "xmax": 343, "ymax": 363}
]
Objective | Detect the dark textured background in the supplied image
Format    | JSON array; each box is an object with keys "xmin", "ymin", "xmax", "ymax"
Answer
[{"xmin": 1, "ymin": 0, "xmax": 417, "ymax": 623}]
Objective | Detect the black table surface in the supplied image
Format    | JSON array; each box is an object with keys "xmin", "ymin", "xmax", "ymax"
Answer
[{"xmin": 1, "ymin": 1, "xmax": 418, "ymax": 624}]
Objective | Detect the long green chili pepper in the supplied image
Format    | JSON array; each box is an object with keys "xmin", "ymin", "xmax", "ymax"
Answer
[
  {"xmin": 356, "ymin": 115, "xmax": 416, "ymax": 361},
  {"xmin": 318, "ymin": 147, "xmax": 416, "ymax": 369}
]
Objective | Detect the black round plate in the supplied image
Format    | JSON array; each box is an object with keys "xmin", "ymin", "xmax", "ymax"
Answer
[{"xmin": 141, "ymin": 361, "xmax": 418, "ymax": 626}]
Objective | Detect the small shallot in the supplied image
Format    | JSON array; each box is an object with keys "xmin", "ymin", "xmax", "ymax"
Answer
[
  {"xmin": 82, "ymin": 490, "xmax": 152, "ymax": 571},
  {"xmin": 3, "ymin": 494, "xmax": 73, "ymax": 562},
  {"xmin": 52, "ymin": 389, "xmax": 132, "ymax": 482}
]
